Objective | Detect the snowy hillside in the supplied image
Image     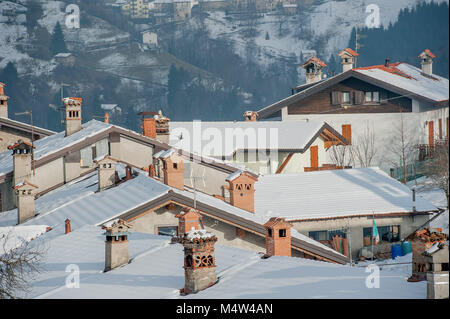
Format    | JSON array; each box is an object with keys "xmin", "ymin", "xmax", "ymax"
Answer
[{"xmin": 201, "ymin": 0, "xmax": 449, "ymax": 74}]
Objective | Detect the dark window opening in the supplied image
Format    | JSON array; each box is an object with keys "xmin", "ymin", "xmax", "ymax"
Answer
[
  {"xmin": 268, "ymin": 228, "xmax": 273, "ymax": 237},
  {"xmin": 363, "ymin": 225, "xmax": 400, "ymax": 243},
  {"xmin": 442, "ymin": 263, "xmax": 449, "ymax": 271},
  {"xmin": 279, "ymin": 229, "xmax": 286, "ymax": 238},
  {"xmin": 173, "ymin": 163, "xmax": 178, "ymax": 169}
]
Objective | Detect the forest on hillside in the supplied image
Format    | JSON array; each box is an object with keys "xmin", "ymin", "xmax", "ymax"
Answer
[{"xmin": 328, "ymin": 1, "xmax": 449, "ymax": 77}]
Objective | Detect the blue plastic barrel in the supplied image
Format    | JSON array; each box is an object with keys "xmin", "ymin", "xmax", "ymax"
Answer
[
  {"xmin": 391, "ymin": 244, "xmax": 402, "ymax": 259},
  {"xmin": 401, "ymin": 241, "xmax": 412, "ymax": 256}
]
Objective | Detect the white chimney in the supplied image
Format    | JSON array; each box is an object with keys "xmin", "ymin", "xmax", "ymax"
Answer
[
  {"xmin": 418, "ymin": 49, "xmax": 435, "ymax": 76},
  {"xmin": 338, "ymin": 48, "xmax": 359, "ymax": 73}
]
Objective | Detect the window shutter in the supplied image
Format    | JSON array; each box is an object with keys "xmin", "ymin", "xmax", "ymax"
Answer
[
  {"xmin": 354, "ymin": 91, "xmax": 364, "ymax": 104},
  {"xmin": 331, "ymin": 91, "xmax": 340, "ymax": 105},
  {"xmin": 380, "ymin": 91, "xmax": 388, "ymax": 104},
  {"xmin": 342, "ymin": 124, "xmax": 352, "ymax": 145},
  {"xmin": 80, "ymin": 146, "xmax": 93, "ymax": 167}
]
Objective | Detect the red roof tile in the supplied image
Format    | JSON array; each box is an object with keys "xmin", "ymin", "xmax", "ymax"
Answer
[
  {"xmin": 338, "ymin": 48, "xmax": 359, "ymax": 57},
  {"xmin": 353, "ymin": 62, "xmax": 414, "ymax": 79},
  {"xmin": 300, "ymin": 57, "xmax": 327, "ymax": 68}
]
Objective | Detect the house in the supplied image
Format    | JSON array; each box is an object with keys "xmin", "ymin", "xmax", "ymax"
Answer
[
  {"xmin": 0, "ymin": 83, "xmax": 56, "ymax": 153},
  {"xmin": 54, "ymin": 53, "xmax": 76, "ymax": 67},
  {"xmin": 198, "ymin": 0, "xmax": 228, "ymax": 11},
  {"xmin": 168, "ymin": 120, "xmax": 349, "ymax": 174},
  {"xmin": 254, "ymin": 49, "xmax": 449, "ymax": 175},
  {"xmin": 121, "ymin": 0, "xmax": 151, "ymax": 19},
  {"xmin": 141, "ymin": 30, "xmax": 158, "ymax": 47}
]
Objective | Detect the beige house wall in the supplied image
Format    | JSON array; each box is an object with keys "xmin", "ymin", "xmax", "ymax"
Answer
[
  {"xmin": 291, "ymin": 214, "xmax": 430, "ymax": 258},
  {"xmin": 119, "ymin": 137, "xmax": 154, "ymax": 169},
  {"xmin": 0, "ymin": 129, "xmax": 31, "ymax": 154}
]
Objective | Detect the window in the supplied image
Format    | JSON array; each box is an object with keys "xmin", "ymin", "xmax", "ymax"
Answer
[
  {"xmin": 157, "ymin": 226, "xmax": 178, "ymax": 237},
  {"xmin": 279, "ymin": 229, "xmax": 286, "ymax": 238},
  {"xmin": 268, "ymin": 228, "xmax": 273, "ymax": 237},
  {"xmin": 364, "ymin": 91, "xmax": 380, "ymax": 103},
  {"xmin": 363, "ymin": 225, "xmax": 400, "ymax": 243},
  {"xmin": 80, "ymin": 146, "xmax": 93, "ymax": 167},
  {"xmin": 309, "ymin": 230, "xmax": 347, "ymax": 241},
  {"xmin": 342, "ymin": 92, "xmax": 350, "ymax": 103}
]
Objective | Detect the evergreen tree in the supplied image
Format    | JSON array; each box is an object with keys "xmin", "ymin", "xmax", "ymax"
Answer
[{"xmin": 51, "ymin": 22, "xmax": 68, "ymax": 55}]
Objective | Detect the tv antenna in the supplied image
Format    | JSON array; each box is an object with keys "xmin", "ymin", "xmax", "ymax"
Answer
[{"xmin": 189, "ymin": 165, "xmax": 206, "ymax": 211}]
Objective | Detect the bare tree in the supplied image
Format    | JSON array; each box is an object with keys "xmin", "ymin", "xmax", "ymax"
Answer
[
  {"xmin": 385, "ymin": 114, "xmax": 420, "ymax": 184},
  {"xmin": 0, "ymin": 231, "xmax": 46, "ymax": 299},
  {"xmin": 329, "ymin": 144, "xmax": 354, "ymax": 168},
  {"xmin": 351, "ymin": 123, "xmax": 377, "ymax": 167},
  {"xmin": 425, "ymin": 139, "xmax": 449, "ymax": 209}
]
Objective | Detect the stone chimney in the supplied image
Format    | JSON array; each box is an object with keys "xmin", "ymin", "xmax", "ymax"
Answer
[
  {"xmin": 94, "ymin": 155, "xmax": 117, "ymax": 191},
  {"xmin": 418, "ymin": 49, "xmax": 435, "ymax": 76},
  {"xmin": 263, "ymin": 217, "xmax": 292, "ymax": 257},
  {"xmin": 177, "ymin": 229, "xmax": 218, "ymax": 294},
  {"xmin": 243, "ymin": 111, "xmax": 258, "ymax": 122},
  {"xmin": 226, "ymin": 170, "xmax": 257, "ymax": 213},
  {"xmin": 0, "ymin": 82, "xmax": 9, "ymax": 118},
  {"xmin": 63, "ymin": 97, "xmax": 82, "ymax": 137},
  {"xmin": 8, "ymin": 140, "xmax": 34, "ymax": 187},
  {"xmin": 300, "ymin": 57, "xmax": 327, "ymax": 84},
  {"xmin": 338, "ymin": 48, "xmax": 358, "ymax": 73},
  {"xmin": 155, "ymin": 110, "xmax": 171, "ymax": 144},
  {"xmin": 161, "ymin": 149, "xmax": 184, "ymax": 190},
  {"xmin": 103, "ymin": 219, "xmax": 133, "ymax": 272},
  {"xmin": 176, "ymin": 208, "xmax": 202, "ymax": 235},
  {"xmin": 14, "ymin": 181, "xmax": 38, "ymax": 224}
]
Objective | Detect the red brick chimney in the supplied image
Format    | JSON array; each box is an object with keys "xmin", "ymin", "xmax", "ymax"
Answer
[
  {"xmin": 263, "ymin": 217, "xmax": 292, "ymax": 257},
  {"xmin": 226, "ymin": 170, "xmax": 257, "ymax": 213},
  {"xmin": 139, "ymin": 111, "xmax": 158, "ymax": 139},
  {"xmin": 161, "ymin": 149, "xmax": 184, "ymax": 190},
  {"xmin": 104, "ymin": 112, "xmax": 110, "ymax": 124},
  {"xmin": 176, "ymin": 208, "xmax": 202, "ymax": 235},
  {"xmin": 65, "ymin": 218, "xmax": 71, "ymax": 234}
]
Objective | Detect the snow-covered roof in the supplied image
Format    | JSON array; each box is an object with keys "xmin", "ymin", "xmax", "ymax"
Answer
[
  {"xmin": 254, "ymin": 167, "xmax": 438, "ymax": 221},
  {"xmin": 0, "ymin": 225, "xmax": 49, "ymax": 255},
  {"xmin": 0, "ymin": 120, "xmax": 112, "ymax": 177},
  {"xmin": 54, "ymin": 53, "xmax": 72, "ymax": 58},
  {"xmin": 169, "ymin": 121, "xmax": 334, "ymax": 157},
  {"xmin": 353, "ymin": 63, "xmax": 449, "ymax": 102},
  {"xmin": 24, "ymin": 225, "xmax": 425, "ymax": 299},
  {"xmin": 0, "ymin": 164, "xmax": 171, "ymax": 233}
]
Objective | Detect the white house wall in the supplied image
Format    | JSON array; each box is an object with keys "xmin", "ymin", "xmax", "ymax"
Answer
[{"xmin": 282, "ymin": 108, "xmax": 449, "ymax": 172}]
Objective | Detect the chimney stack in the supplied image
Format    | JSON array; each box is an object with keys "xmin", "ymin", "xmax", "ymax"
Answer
[
  {"xmin": 65, "ymin": 218, "xmax": 71, "ymax": 234},
  {"xmin": 338, "ymin": 48, "xmax": 358, "ymax": 73},
  {"xmin": 300, "ymin": 57, "xmax": 327, "ymax": 84},
  {"xmin": 103, "ymin": 219, "xmax": 133, "ymax": 272},
  {"xmin": 14, "ymin": 181, "xmax": 38, "ymax": 224},
  {"xmin": 176, "ymin": 208, "xmax": 202, "ymax": 235},
  {"xmin": 243, "ymin": 111, "xmax": 258, "ymax": 122},
  {"xmin": 155, "ymin": 110, "xmax": 171, "ymax": 144},
  {"xmin": 263, "ymin": 217, "xmax": 292, "ymax": 257},
  {"xmin": 161, "ymin": 149, "xmax": 184, "ymax": 190},
  {"xmin": 63, "ymin": 97, "xmax": 82, "ymax": 137},
  {"xmin": 8, "ymin": 140, "xmax": 34, "ymax": 187},
  {"xmin": 226, "ymin": 170, "xmax": 257, "ymax": 213},
  {"xmin": 418, "ymin": 49, "xmax": 435, "ymax": 76},
  {"xmin": 177, "ymin": 229, "xmax": 218, "ymax": 294},
  {"xmin": 138, "ymin": 111, "xmax": 158, "ymax": 139},
  {"xmin": 0, "ymin": 82, "xmax": 9, "ymax": 118},
  {"xmin": 94, "ymin": 156, "xmax": 117, "ymax": 191},
  {"xmin": 104, "ymin": 112, "xmax": 110, "ymax": 124},
  {"xmin": 385, "ymin": 58, "xmax": 390, "ymax": 67}
]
